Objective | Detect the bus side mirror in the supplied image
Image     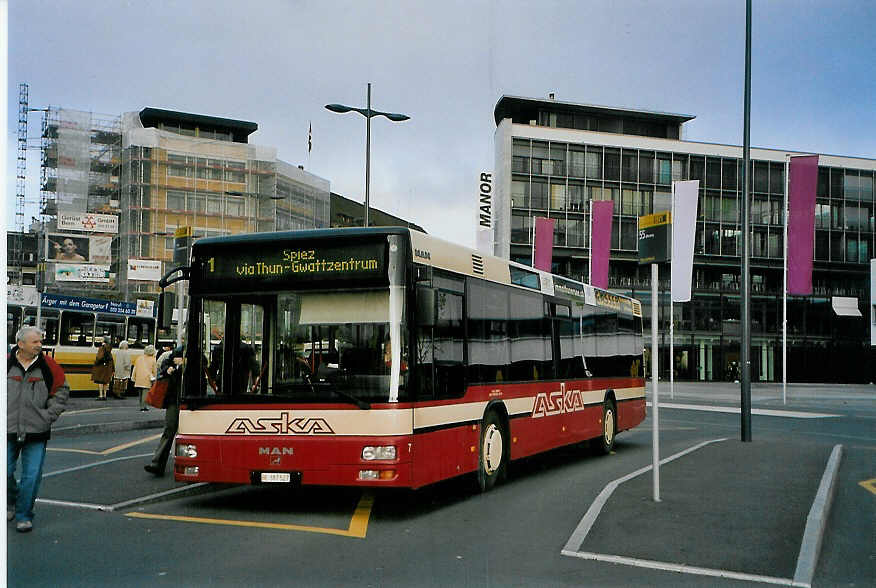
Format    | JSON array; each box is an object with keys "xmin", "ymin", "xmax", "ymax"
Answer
[
  {"xmin": 158, "ymin": 291, "xmax": 176, "ymax": 330},
  {"xmin": 416, "ymin": 286, "xmax": 436, "ymax": 328}
]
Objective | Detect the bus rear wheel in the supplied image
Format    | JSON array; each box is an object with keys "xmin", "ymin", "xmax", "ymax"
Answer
[
  {"xmin": 593, "ymin": 399, "xmax": 616, "ymax": 455},
  {"xmin": 476, "ymin": 411, "xmax": 507, "ymax": 492}
]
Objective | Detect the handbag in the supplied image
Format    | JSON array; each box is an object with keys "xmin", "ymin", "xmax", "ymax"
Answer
[
  {"xmin": 146, "ymin": 378, "xmax": 170, "ymax": 408},
  {"xmin": 112, "ymin": 378, "xmax": 128, "ymax": 396}
]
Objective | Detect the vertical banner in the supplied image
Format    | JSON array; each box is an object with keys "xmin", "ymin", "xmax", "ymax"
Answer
[
  {"xmin": 671, "ymin": 180, "xmax": 700, "ymax": 302},
  {"xmin": 787, "ymin": 155, "xmax": 819, "ymax": 295},
  {"xmin": 532, "ymin": 216, "xmax": 555, "ymax": 271},
  {"xmin": 590, "ymin": 200, "xmax": 613, "ymax": 288},
  {"xmin": 476, "ymin": 172, "xmax": 494, "ymax": 254}
]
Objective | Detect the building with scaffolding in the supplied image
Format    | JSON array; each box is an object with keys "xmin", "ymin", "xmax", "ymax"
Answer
[{"xmin": 35, "ymin": 106, "xmax": 331, "ymax": 303}]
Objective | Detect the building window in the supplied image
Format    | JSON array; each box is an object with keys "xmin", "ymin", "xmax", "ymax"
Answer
[
  {"xmin": 550, "ymin": 182, "xmax": 566, "ymax": 210},
  {"xmin": 511, "ymin": 215, "xmax": 531, "ymax": 244},
  {"xmin": 568, "ymin": 182, "xmax": 586, "ymax": 211},
  {"xmin": 167, "ymin": 190, "xmax": 184, "ymax": 211},
  {"xmin": 226, "ymin": 196, "xmax": 245, "ymax": 217},
  {"xmin": 585, "ymin": 150, "xmax": 601, "ymax": 179},
  {"xmin": 531, "ymin": 180, "xmax": 548, "ymax": 210}
]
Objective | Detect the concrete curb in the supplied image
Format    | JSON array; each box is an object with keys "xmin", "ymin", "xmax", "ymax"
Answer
[{"xmin": 793, "ymin": 444, "xmax": 844, "ymax": 588}]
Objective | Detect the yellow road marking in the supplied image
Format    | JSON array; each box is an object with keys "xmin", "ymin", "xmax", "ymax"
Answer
[
  {"xmin": 48, "ymin": 434, "xmax": 161, "ymax": 456},
  {"xmin": 859, "ymin": 478, "xmax": 876, "ymax": 495},
  {"xmin": 125, "ymin": 492, "xmax": 375, "ymax": 538}
]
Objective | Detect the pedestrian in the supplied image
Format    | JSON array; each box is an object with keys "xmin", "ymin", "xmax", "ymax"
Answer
[
  {"xmin": 91, "ymin": 337, "xmax": 114, "ymax": 400},
  {"xmin": 156, "ymin": 343, "xmax": 173, "ymax": 370},
  {"xmin": 112, "ymin": 340, "xmax": 132, "ymax": 399},
  {"xmin": 132, "ymin": 345, "xmax": 158, "ymax": 411},
  {"xmin": 144, "ymin": 344, "xmax": 184, "ymax": 477},
  {"xmin": 7, "ymin": 326, "xmax": 69, "ymax": 533}
]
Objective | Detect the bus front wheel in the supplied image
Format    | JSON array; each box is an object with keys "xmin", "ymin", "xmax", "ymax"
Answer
[
  {"xmin": 476, "ymin": 411, "xmax": 507, "ymax": 492},
  {"xmin": 593, "ymin": 399, "xmax": 616, "ymax": 455}
]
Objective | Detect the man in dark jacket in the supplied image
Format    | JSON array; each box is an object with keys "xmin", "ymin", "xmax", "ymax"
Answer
[
  {"xmin": 144, "ymin": 345, "xmax": 184, "ymax": 476},
  {"xmin": 7, "ymin": 326, "xmax": 69, "ymax": 533}
]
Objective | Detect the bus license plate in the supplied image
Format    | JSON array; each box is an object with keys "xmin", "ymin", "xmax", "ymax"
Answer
[{"xmin": 261, "ymin": 472, "xmax": 292, "ymax": 483}]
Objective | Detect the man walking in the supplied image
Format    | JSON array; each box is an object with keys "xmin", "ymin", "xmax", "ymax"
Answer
[{"xmin": 7, "ymin": 326, "xmax": 69, "ymax": 532}]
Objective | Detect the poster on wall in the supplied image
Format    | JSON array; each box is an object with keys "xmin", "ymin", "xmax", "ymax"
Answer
[
  {"xmin": 48, "ymin": 234, "xmax": 90, "ymax": 262},
  {"xmin": 136, "ymin": 299, "xmax": 155, "ymax": 318},
  {"xmin": 57, "ymin": 212, "xmax": 118, "ymax": 233},
  {"xmin": 54, "ymin": 264, "xmax": 111, "ymax": 282},
  {"xmin": 128, "ymin": 259, "xmax": 162, "ymax": 281},
  {"xmin": 90, "ymin": 236, "xmax": 112, "ymax": 265}
]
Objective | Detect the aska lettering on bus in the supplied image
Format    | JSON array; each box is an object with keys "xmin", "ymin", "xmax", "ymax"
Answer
[
  {"xmin": 531, "ymin": 383, "xmax": 589, "ymax": 418},
  {"xmin": 225, "ymin": 412, "xmax": 335, "ymax": 435}
]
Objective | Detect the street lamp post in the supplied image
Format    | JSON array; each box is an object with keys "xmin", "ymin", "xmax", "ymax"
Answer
[{"xmin": 325, "ymin": 83, "xmax": 409, "ymax": 227}]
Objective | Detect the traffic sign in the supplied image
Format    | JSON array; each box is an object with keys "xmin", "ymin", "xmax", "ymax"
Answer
[{"xmin": 638, "ymin": 212, "xmax": 671, "ymax": 264}]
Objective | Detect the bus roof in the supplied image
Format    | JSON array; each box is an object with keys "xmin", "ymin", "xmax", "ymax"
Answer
[{"xmin": 191, "ymin": 227, "xmax": 642, "ymax": 316}]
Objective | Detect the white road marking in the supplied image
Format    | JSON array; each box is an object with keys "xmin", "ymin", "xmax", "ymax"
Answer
[{"xmin": 648, "ymin": 402, "xmax": 840, "ymax": 419}]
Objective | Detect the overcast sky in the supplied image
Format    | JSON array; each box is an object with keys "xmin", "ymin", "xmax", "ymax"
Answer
[{"xmin": 6, "ymin": 0, "xmax": 875, "ymax": 247}]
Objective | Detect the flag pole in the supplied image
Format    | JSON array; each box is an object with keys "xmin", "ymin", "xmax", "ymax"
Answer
[
  {"xmin": 670, "ymin": 181, "xmax": 675, "ymax": 400},
  {"xmin": 783, "ymin": 154, "xmax": 789, "ymax": 405},
  {"xmin": 588, "ymin": 200, "xmax": 593, "ymax": 284}
]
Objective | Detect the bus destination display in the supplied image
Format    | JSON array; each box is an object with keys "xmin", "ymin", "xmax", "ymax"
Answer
[{"xmin": 196, "ymin": 242, "xmax": 386, "ymax": 290}]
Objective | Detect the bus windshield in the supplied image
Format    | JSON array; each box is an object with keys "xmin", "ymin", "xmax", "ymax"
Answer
[{"xmin": 190, "ymin": 289, "xmax": 406, "ymax": 404}]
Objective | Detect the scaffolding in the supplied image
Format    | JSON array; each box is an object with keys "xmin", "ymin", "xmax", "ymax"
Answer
[
  {"xmin": 40, "ymin": 107, "xmax": 122, "ymax": 295},
  {"xmin": 11, "ymin": 84, "xmax": 29, "ymax": 285}
]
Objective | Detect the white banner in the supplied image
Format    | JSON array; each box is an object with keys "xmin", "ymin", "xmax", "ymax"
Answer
[
  {"xmin": 671, "ymin": 180, "xmax": 700, "ymax": 302},
  {"xmin": 57, "ymin": 212, "xmax": 119, "ymax": 233},
  {"xmin": 7, "ymin": 284, "xmax": 39, "ymax": 306},
  {"xmin": 54, "ymin": 264, "xmax": 111, "ymax": 282},
  {"xmin": 128, "ymin": 259, "xmax": 162, "ymax": 281},
  {"xmin": 90, "ymin": 236, "xmax": 112, "ymax": 265}
]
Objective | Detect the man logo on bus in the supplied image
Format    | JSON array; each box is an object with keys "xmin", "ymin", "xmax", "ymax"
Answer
[
  {"xmin": 226, "ymin": 412, "xmax": 335, "ymax": 435},
  {"xmin": 532, "ymin": 383, "xmax": 587, "ymax": 418}
]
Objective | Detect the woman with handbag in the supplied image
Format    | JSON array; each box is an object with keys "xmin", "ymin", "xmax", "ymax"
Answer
[
  {"xmin": 132, "ymin": 345, "xmax": 158, "ymax": 411},
  {"xmin": 91, "ymin": 337, "xmax": 114, "ymax": 401},
  {"xmin": 112, "ymin": 341, "xmax": 132, "ymax": 399},
  {"xmin": 144, "ymin": 345, "xmax": 184, "ymax": 477}
]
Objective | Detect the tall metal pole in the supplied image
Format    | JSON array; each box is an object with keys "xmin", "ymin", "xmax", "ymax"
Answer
[
  {"xmin": 651, "ymin": 262, "xmax": 661, "ymax": 501},
  {"xmin": 783, "ymin": 155, "xmax": 789, "ymax": 405},
  {"xmin": 365, "ymin": 83, "xmax": 371, "ymax": 228},
  {"xmin": 741, "ymin": 0, "xmax": 753, "ymax": 442}
]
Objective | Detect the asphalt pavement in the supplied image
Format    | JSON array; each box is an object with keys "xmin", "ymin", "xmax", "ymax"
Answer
[{"xmin": 50, "ymin": 382, "xmax": 850, "ymax": 587}]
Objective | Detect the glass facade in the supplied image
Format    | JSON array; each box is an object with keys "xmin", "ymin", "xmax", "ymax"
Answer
[{"xmin": 501, "ymin": 102, "xmax": 875, "ymax": 383}]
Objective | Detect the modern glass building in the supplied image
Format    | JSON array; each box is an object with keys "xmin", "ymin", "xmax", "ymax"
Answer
[{"xmin": 492, "ymin": 95, "xmax": 875, "ymax": 383}]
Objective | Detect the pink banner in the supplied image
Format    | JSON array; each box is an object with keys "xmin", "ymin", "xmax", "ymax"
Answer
[
  {"xmin": 788, "ymin": 155, "xmax": 819, "ymax": 295},
  {"xmin": 532, "ymin": 217, "xmax": 555, "ymax": 271},
  {"xmin": 590, "ymin": 200, "xmax": 613, "ymax": 288}
]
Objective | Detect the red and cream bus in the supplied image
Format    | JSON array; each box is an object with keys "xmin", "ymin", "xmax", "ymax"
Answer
[{"xmin": 170, "ymin": 227, "xmax": 645, "ymax": 491}]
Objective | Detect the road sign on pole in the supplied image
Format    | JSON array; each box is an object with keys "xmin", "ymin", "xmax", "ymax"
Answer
[{"xmin": 637, "ymin": 212, "xmax": 671, "ymax": 265}]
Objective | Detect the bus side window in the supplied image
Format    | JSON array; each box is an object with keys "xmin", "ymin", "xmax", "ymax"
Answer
[
  {"xmin": 96, "ymin": 313, "xmax": 126, "ymax": 346},
  {"xmin": 60, "ymin": 311, "xmax": 95, "ymax": 346},
  {"xmin": 7, "ymin": 307, "xmax": 22, "ymax": 345},
  {"xmin": 126, "ymin": 317, "xmax": 154, "ymax": 349},
  {"xmin": 33, "ymin": 309, "xmax": 59, "ymax": 346}
]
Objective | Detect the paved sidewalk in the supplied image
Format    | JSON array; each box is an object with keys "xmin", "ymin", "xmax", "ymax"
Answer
[
  {"xmin": 563, "ymin": 438, "xmax": 842, "ymax": 587},
  {"xmin": 55, "ymin": 394, "xmax": 165, "ymax": 436}
]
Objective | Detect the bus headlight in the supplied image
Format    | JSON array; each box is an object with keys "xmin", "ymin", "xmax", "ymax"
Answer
[
  {"xmin": 361, "ymin": 446, "xmax": 396, "ymax": 460},
  {"xmin": 176, "ymin": 443, "xmax": 198, "ymax": 458}
]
